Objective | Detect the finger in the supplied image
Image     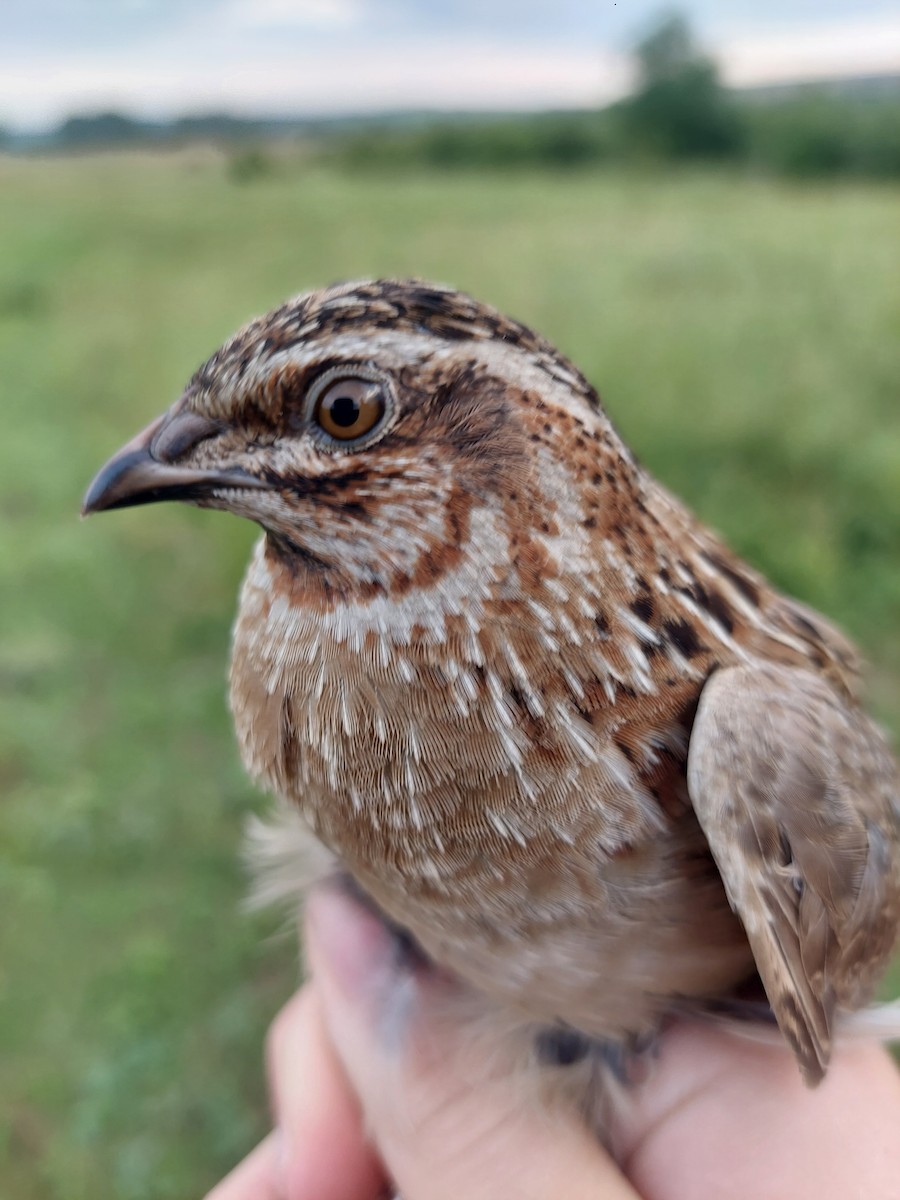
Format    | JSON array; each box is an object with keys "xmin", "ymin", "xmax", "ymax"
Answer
[
  {"xmin": 203, "ymin": 1130, "xmax": 281, "ymax": 1200},
  {"xmin": 267, "ymin": 985, "xmax": 388, "ymax": 1200},
  {"xmin": 305, "ymin": 885, "xmax": 640, "ymax": 1200},
  {"xmin": 622, "ymin": 1021, "xmax": 900, "ymax": 1200}
]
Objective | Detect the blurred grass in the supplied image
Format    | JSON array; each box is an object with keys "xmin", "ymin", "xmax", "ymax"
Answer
[{"xmin": 0, "ymin": 151, "xmax": 898, "ymax": 1199}]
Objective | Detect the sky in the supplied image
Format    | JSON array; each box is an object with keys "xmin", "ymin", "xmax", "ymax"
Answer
[{"xmin": 2, "ymin": 0, "xmax": 900, "ymax": 131}]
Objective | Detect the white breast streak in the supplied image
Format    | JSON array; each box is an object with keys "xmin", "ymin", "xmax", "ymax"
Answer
[
  {"xmin": 671, "ymin": 586, "xmax": 753, "ymax": 663},
  {"xmin": 691, "ymin": 551, "xmax": 812, "ymax": 657}
]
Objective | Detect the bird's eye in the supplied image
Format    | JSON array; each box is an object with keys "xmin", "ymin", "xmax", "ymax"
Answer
[{"xmin": 310, "ymin": 372, "xmax": 391, "ymax": 447}]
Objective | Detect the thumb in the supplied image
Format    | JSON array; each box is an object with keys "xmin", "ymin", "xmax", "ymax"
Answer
[{"xmin": 305, "ymin": 885, "xmax": 639, "ymax": 1200}]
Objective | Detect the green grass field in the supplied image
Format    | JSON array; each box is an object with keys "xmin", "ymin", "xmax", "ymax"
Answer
[{"xmin": 1, "ymin": 152, "xmax": 899, "ymax": 1199}]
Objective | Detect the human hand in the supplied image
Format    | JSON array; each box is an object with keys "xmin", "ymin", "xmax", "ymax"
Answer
[{"xmin": 206, "ymin": 886, "xmax": 900, "ymax": 1199}]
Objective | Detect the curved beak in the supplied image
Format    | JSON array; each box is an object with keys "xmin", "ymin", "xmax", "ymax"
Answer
[{"xmin": 82, "ymin": 407, "xmax": 267, "ymax": 516}]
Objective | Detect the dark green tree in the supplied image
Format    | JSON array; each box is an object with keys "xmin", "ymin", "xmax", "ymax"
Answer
[{"xmin": 620, "ymin": 12, "xmax": 744, "ymax": 160}]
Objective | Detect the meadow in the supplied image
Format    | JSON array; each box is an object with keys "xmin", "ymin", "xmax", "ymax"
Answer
[{"xmin": 1, "ymin": 151, "xmax": 898, "ymax": 1199}]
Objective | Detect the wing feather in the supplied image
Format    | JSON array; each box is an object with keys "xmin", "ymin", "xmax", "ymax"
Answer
[{"xmin": 688, "ymin": 664, "xmax": 899, "ymax": 1083}]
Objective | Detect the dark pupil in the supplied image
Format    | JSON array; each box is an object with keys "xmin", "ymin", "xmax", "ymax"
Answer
[{"xmin": 330, "ymin": 396, "xmax": 361, "ymax": 427}]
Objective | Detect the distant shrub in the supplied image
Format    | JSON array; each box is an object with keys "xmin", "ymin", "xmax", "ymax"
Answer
[
  {"xmin": 746, "ymin": 95, "xmax": 900, "ymax": 179},
  {"xmin": 57, "ymin": 111, "xmax": 151, "ymax": 147},
  {"xmin": 331, "ymin": 113, "xmax": 614, "ymax": 171},
  {"xmin": 0, "ymin": 280, "xmax": 48, "ymax": 319},
  {"xmin": 324, "ymin": 91, "xmax": 900, "ymax": 178},
  {"xmin": 227, "ymin": 147, "xmax": 277, "ymax": 184}
]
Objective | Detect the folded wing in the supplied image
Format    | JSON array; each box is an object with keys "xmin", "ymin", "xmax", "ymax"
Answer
[{"xmin": 688, "ymin": 663, "xmax": 900, "ymax": 1082}]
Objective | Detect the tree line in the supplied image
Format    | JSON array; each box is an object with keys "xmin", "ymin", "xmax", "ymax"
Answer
[
  {"xmin": 329, "ymin": 16, "xmax": 900, "ymax": 179},
  {"xmin": 5, "ymin": 15, "xmax": 900, "ymax": 180}
]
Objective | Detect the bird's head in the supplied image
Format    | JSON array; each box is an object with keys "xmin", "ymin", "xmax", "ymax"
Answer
[{"xmin": 83, "ymin": 279, "xmax": 616, "ymax": 595}]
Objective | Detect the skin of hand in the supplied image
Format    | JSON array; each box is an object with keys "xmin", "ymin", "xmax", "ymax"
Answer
[{"xmin": 205, "ymin": 886, "xmax": 900, "ymax": 1200}]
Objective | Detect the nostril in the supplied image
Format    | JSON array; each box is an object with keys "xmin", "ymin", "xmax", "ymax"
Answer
[{"xmin": 150, "ymin": 412, "xmax": 223, "ymax": 462}]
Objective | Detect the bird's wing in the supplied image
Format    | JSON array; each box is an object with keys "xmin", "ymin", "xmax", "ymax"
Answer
[{"xmin": 687, "ymin": 663, "xmax": 899, "ymax": 1083}]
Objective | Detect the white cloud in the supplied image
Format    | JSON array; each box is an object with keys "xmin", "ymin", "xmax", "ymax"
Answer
[
  {"xmin": 0, "ymin": 41, "xmax": 626, "ymax": 129},
  {"xmin": 717, "ymin": 15, "xmax": 900, "ymax": 85},
  {"xmin": 220, "ymin": 0, "xmax": 365, "ymax": 31}
]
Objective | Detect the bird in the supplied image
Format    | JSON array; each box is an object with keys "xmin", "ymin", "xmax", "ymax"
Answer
[{"xmin": 83, "ymin": 278, "xmax": 900, "ymax": 1132}]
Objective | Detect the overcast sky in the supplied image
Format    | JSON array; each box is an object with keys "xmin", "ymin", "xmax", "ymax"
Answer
[{"xmin": 3, "ymin": 0, "xmax": 900, "ymax": 130}]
